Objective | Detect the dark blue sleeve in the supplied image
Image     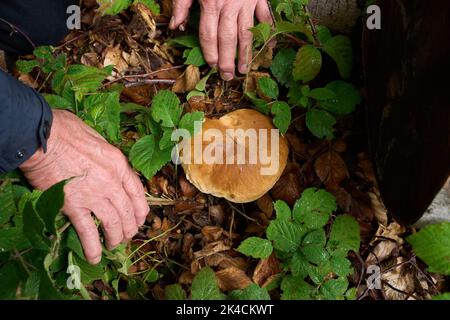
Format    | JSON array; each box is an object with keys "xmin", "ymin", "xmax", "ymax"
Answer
[{"xmin": 0, "ymin": 70, "xmax": 52, "ymax": 172}]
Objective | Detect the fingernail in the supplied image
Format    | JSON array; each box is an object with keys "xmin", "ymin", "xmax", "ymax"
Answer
[
  {"xmin": 240, "ymin": 64, "xmax": 248, "ymax": 74},
  {"xmin": 91, "ymin": 256, "xmax": 101, "ymax": 265},
  {"xmin": 169, "ymin": 16, "xmax": 176, "ymax": 29},
  {"xmin": 221, "ymin": 72, "xmax": 234, "ymax": 81},
  {"xmin": 179, "ymin": 23, "xmax": 186, "ymax": 32}
]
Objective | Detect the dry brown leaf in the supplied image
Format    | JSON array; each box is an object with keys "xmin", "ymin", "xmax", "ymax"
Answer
[
  {"xmin": 205, "ymin": 253, "xmax": 248, "ymax": 270},
  {"xmin": 104, "ymin": 45, "xmax": 129, "ymax": 76},
  {"xmin": 216, "ymin": 267, "xmax": 252, "ymax": 291},
  {"xmin": 251, "ymin": 46, "xmax": 273, "ymax": 70},
  {"xmin": 122, "ymin": 85, "xmax": 153, "ymax": 105},
  {"xmin": 81, "ymin": 52, "xmax": 100, "ymax": 67},
  {"xmin": 18, "ymin": 73, "xmax": 37, "ymax": 88},
  {"xmin": 172, "ymin": 65, "xmax": 200, "ymax": 93},
  {"xmin": 201, "ymin": 226, "xmax": 223, "ymax": 242},
  {"xmin": 194, "ymin": 241, "xmax": 231, "ymax": 259},
  {"xmin": 179, "ymin": 175, "xmax": 198, "ymax": 198},
  {"xmin": 256, "ymin": 194, "xmax": 274, "ymax": 218},
  {"xmin": 132, "ymin": 3, "xmax": 156, "ymax": 39},
  {"xmin": 243, "ymin": 71, "xmax": 271, "ymax": 93},
  {"xmin": 382, "ymin": 257, "xmax": 416, "ymax": 300},
  {"xmin": 253, "ymin": 253, "xmax": 281, "ymax": 286},
  {"xmin": 270, "ymin": 163, "xmax": 302, "ymax": 205},
  {"xmin": 369, "ymin": 191, "xmax": 388, "ymax": 225},
  {"xmin": 314, "ymin": 151, "xmax": 349, "ymax": 189},
  {"xmin": 366, "ymin": 222, "xmax": 406, "ymax": 264},
  {"xmin": 209, "ymin": 204, "xmax": 226, "ymax": 225}
]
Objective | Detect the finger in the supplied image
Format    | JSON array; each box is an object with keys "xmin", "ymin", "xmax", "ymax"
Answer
[
  {"xmin": 170, "ymin": 0, "xmax": 193, "ymax": 30},
  {"xmin": 199, "ymin": 0, "xmax": 219, "ymax": 67},
  {"xmin": 123, "ymin": 168, "xmax": 149, "ymax": 227},
  {"xmin": 237, "ymin": 8, "xmax": 255, "ymax": 74},
  {"xmin": 91, "ymin": 202, "xmax": 124, "ymax": 250},
  {"xmin": 109, "ymin": 189, "xmax": 138, "ymax": 241},
  {"xmin": 218, "ymin": 7, "xmax": 239, "ymax": 80},
  {"xmin": 255, "ymin": 0, "xmax": 276, "ymax": 47},
  {"xmin": 65, "ymin": 207, "xmax": 102, "ymax": 265}
]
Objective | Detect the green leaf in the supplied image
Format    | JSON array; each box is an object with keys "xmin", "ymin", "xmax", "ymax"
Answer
[
  {"xmin": 237, "ymin": 237, "xmax": 273, "ymax": 259},
  {"xmin": 129, "ymin": 135, "xmax": 173, "ymax": 180},
  {"xmin": 290, "ymin": 251, "xmax": 311, "ymax": 278},
  {"xmin": 250, "ymin": 22, "xmax": 272, "ymax": 43},
  {"xmin": 267, "ymin": 220, "xmax": 305, "ymax": 253},
  {"xmin": 316, "ymin": 26, "xmax": 332, "ymax": 44},
  {"xmin": 301, "ymin": 244, "xmax": 329, "ymax": 265},
  {"xmin": 246, "ymin": 92, "xmax": 270, "ymax": 115},
  {"xmin": 257, "ymin": 77, "xmax": 279, "ymax": 100},
  {"xmin": 165, "ymin": 284, "xmax": 187, "ymax": 300},
  {"xmin": 293, "ymin": 188, "xmax": 337, "ymax": 229},
  {"xmin": 191, "ymin": 267, "xmax": 225, "ymax": 300},
  {"xmin": 302, "ymin": 229, "xmax": 326, "ymax": 246},
  {"xmin": 179, "ymin": 111, "xmax": 204, "ymax": 136},
  {"xmin": 44, "ymin": 94, "xmax": 73, "ymax": 110},
  {"xmin": 0, "ymin": 181, "xmax": 16, "ymax": 225},
  {"xmin": 305, "ymin": 109, "xmax": 336, "ymax": 140},
  {"xmin": 185, "ymin": 47, "xmax": 206, "ymax": 67},
  {"xmin": 271, "ymin": 101, "xmax": 291, "ymax": 135},
  {"xmin": 98, "ymin": 0, "xmax": 132, "ymax": 15},
  {"xmin": 407, "ymin": 223, "xmax": 450, "ymax": 275},
  {"xmin": 433, "ymin": 293, "xmax": 450, "ymax": 300},
  {"xmin": 322, "ymin": 36, "xmax": 353, "ymax": 79},
  {"xmin": 151, "ymin": 90, "xmax": 182, "ymax": 127},
  {"xmin": 33, "ymin": 46, "xmax": 53, "ymax": 59},
  {"xmin": 71, "ymin": 252, "xmax": 105, "ymax": 284},
  {"xmin": 274, "ymin": 200, "xmax": 292, "ymax": 220},
  {"xmin": 229, "ymin": 283, "xmax": 270, "ymax": 300},
  {"xmin": 280, "ymin": 275, "xmax": 314, "ymax": 300},
  {"xmin": 271, "ymin": 48, "xmax": 296, "ymax": 88},
  {"xmin": 0, "ymin": 227, "xmax": 30, "ymax": 252},
  {"xmin": 330, "ymin": 255, "xmax": 353, "ymax": 277},
  {"xmin": 169, "ymin": 35, "xmax": 200, "ymax": 48},
  {"xmin": 319, "ymin": 81, "xmax": 362, "ymax": 115},
  {"xmin": 35, "ymin": 180, "xmax": 65, "ymax": 235},
  {"xmin": 195, "ymin": 68, "xmax": 217, "ymax": 91},
  {"xmin": 0, "ymin": 261, "xmax": 21, "ymax": 299},
  {"xmin": 135, "ymin": 0, "xmax": 160, "ymax": 14},
  {"xmin": 320, "ymin": 277, "xmax": 349, "ymax": 300},
  {"xmin": 328, "ymin": 215, "xmax": 361, "ymax": 253},
  {"xmin": 22, "ymin": 201, "xmax": 50, "ymax": 251},
  {"xmin": 186, "ymin": 90, "xmax": 205, "ymax": 101},
  {"xmin": 16, "ymin": 59, "xmax": 39, "ymax": 73},
  {"xmin": 293, "ymin": 45, "xmax": 322, "ymax": 83},
  {"xmin": 159, "ymin": 129, "xmax": 175, "ymax": 150},
  {"xmin": 307, "ymin": 88, "xmax": 336, "ymax": 101}
]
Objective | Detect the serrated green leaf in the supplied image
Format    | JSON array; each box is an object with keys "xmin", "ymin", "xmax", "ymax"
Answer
[
  {"xmin": 71, "ymin": 252, "xmax": 104, "ymax": 284},
  {"xmin": 302, "ymin": 229, "xmax": 326, "ymax": 246},
  {"xmin": 274, "ymin": 200, "xmax": 291, "ymax": 220},
  {"xmin": 322, "ymin": 36, "xmax": 353, "ymax": 79},
  {"xmin": 320, "ymin": 81, "xmax": 361, "ymax": 115},
  {"xmin": 229, "ymin": 283, "xmax": 270, "ymax": 300},
  {"xmin": 267, "ymin": 220, "xmax": 305, "ymax": 253},
  {"xmin": 23, "ymin": 201, "xmax": 50, "ymax": 251},
  {"xmin": 257, "ymin": 77, "xmax": 279, "ymax": 100},
  {"xmin": 159, "ymin": 129, "xmax": 175, "ymax": 150},
  {"xmin": 320, "ymin": 277, "xmax": 349, "ymax": 300},
  {"xmin": 169, "ymin": 35, "xmax": 200, "ymax": 48},
  {"xmin": 250, "ymin": 22, "xmax": 272, "ymax": 43},
  {"xmin": 330, "ymin": 255, "xmax": 353, "ymax": 277},
  {"xmin": 0, "ymin": 261, "xmax": 21, "ymax": 299},
  {"xmin": 246, "ymin": 92, "xmax": 270, "ymax": 114},
  {"xmin": 293, "ymin": 188, "xmax": 337, "ymax": 229},
  {"xmin": 280, "ymin": 275, "xmax": 314, "ymax": 300},
  {"xmin": 98, "ymin": 0, "xmax": 132, "ymax": 15},
  {"xmin": 35, "ymin": 180, "xmax": 65, "ymax": 235},
  {"xmin": 129, "ymin": 135, "xmax": 173, "ymax": 180},
  {"xmin": 316, "ymin": 26, "xmax": 332, "ymax": 44},
  {"xmin": 308, "ymin": 88, "xmax": 336, "ymax": 101},
  {"xmin": 293, "ymin": 45, "xmax": 322, "ymax": 83},
  {"xmin": 151, "ymin": 90, "xmax": 182, "ymax": 127},
  {"xmin": 305, "ymin": 109, "xmax": 336, "ymax": 140},
  {"xmin": 186, "ymin": 90, "xmax": 205, "ymax": 101},
  {"xmin": 33, "ymin": 46, "xmax": 53, "ymax": 59},
  {"xmin": 290, "ymin": 251, "xmax": 311, "ymax": 278},
  {"xmin": 407, "ymin": 223, "xmax": 450, "ymax": 275},
  {"xmin": 16, "ymin": 60, "xmax": 39, "ymax": 73},
  {"xmin": 271, "ymin": 101, "xmax": 291, "ymax": 135},
  {"xmin": 271, "ymin": 48, "xmax": 296, "ymax": 88},
  {"xmin": 433, "ymin": 293, "xmax": 450, "ymax": 300},
  {"xmin": 301, "ymin": 244, "xmax": 329, "ymax": 265},
  {"xmin": 0, "ymin": 181, "xmax": 16, "ymax": 225},
  {"xmin": 328, "ymin": 215, "xmax": 360, "ymax": 253},
  {"xmin": 237, "ymin": 237, "xmax": 273, "ymax": 259},
  {"xmin": 185, "ymin": 47, "xmax": 206, "ymax": 66},
  {"xmin": 191, "ymin": 267, "xmax": 225, "ymax": 300},
  {"xmin": 165, "ymin": 284, "xmax": 187, "ymax": 300},
  {"xmin": 178, "ymin": 111, "xmax": 204, "ymax": 136},
  {"xmin": 44, "ymin": 94, "xmax": 73, "ymax": 110},
  {"xmin": 0, "ymin": 227, "xmax": 30, "ymax": 252}
]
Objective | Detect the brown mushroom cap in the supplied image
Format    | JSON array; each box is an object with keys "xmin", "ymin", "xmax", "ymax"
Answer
[{"xmin": 181, "ymin": 109, "xmax": 289, "ymax": 203}]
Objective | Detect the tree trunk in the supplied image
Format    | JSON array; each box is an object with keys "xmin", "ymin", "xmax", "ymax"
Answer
[
  {"xmin": 363, "ymin": 0, "xmax": 450, "ymax": 225},
  {"xmin": 308, "ymin": 0, "xmax": 361, "ymax": 33}
]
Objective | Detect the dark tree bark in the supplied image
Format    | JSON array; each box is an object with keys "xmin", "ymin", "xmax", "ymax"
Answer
[{"xmin": 363, "ymin": 0, "xmax": 450, "ymax": 224}]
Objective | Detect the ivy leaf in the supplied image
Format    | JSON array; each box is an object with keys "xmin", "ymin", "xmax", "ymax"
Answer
[
  {"xmin": 129, "ymin": 135, "xmax": 173, "ymax": 180},
  {"xmin": 293, "ymin": 45, "xmax": 322, "ymax": 83},
  {"xmin": 271, "ymin": 48, "xmax": 296, "ymax": 87},
  {"xmin": 191, "ymin": 267, "xmax": 225, "ymax": 300},
  {"xmin": 320, "ymin": 81, "xmax": 362, "ymax": 115},
  {"xmin": 407, "ymin": 223, "xmax": 450, "ymax": 275},
  {"xmin": 305, "ymin": 109, "xmax": 336, "ymax": 140},
  {"xmin": 185, "ymin": 47, "xmax": 206, "ymax": 66},
  {"xmin": 257, "ymin": 77, "xmax": 279, "ymax": 100},
  {"xmin": 229, "ymin": 283, "xmax": 270, "ymax": 300},
  {"xmin": 178, "ymin": 111, "xmax": 204, "ymax": 136},
  {"xmin": 322, "ymin": 36, "xmax": 353, "ymax": 79},
  {"xmin": 328, "ymin": 215, "xmax": 361, "ymax": 253},
  {"xmin": 271, "ymin": 101, "xmax": 291, "ymax": 135},
  {"xmin": 165, "ymin": 284, "xmax": 187, "ymax": 300},
  {"xmin": 274, "ymin": 200, "xmax": 292, "ymax": 220},
  {"xmin": 151, "ymin": 90, "xmax": 182, "ymax": 127},
  {"xmin": 293, "ymin": 188, "xmax": 337, "ymax": 229},
  {"xmin": 267, "ymin": 220, "xmax": 305, "ymax": 253},
  {"xmin": 237, "ymin": 237, "xmax": 273, "ymax": 259}
]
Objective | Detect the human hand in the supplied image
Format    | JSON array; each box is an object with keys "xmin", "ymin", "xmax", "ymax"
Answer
[
  {"xmin": 169, "ymin": 0, "xmax": 274, "ymax": 80},
  {"xmin": 20, "ymin": 110, "xmax": 149, "ymax": 264}
]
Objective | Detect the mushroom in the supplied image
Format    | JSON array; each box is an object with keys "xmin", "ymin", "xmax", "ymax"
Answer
[{"xmin": 181, "ymin": 109, "xmax": 289, "ymax": 203}]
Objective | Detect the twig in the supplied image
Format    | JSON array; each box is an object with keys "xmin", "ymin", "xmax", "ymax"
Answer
[{"xmin": 124, "ymin": 79, "xmax": 176, "ymax": 87}]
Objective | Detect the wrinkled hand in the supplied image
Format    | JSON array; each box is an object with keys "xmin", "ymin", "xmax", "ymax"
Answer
[
  {"xmin": 20, "ymin": 110, "xmax": 149, "ymax": 264},
  {"xmin": 169, "ymin": 0, "xmax": 274, "ymax": 80}
]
